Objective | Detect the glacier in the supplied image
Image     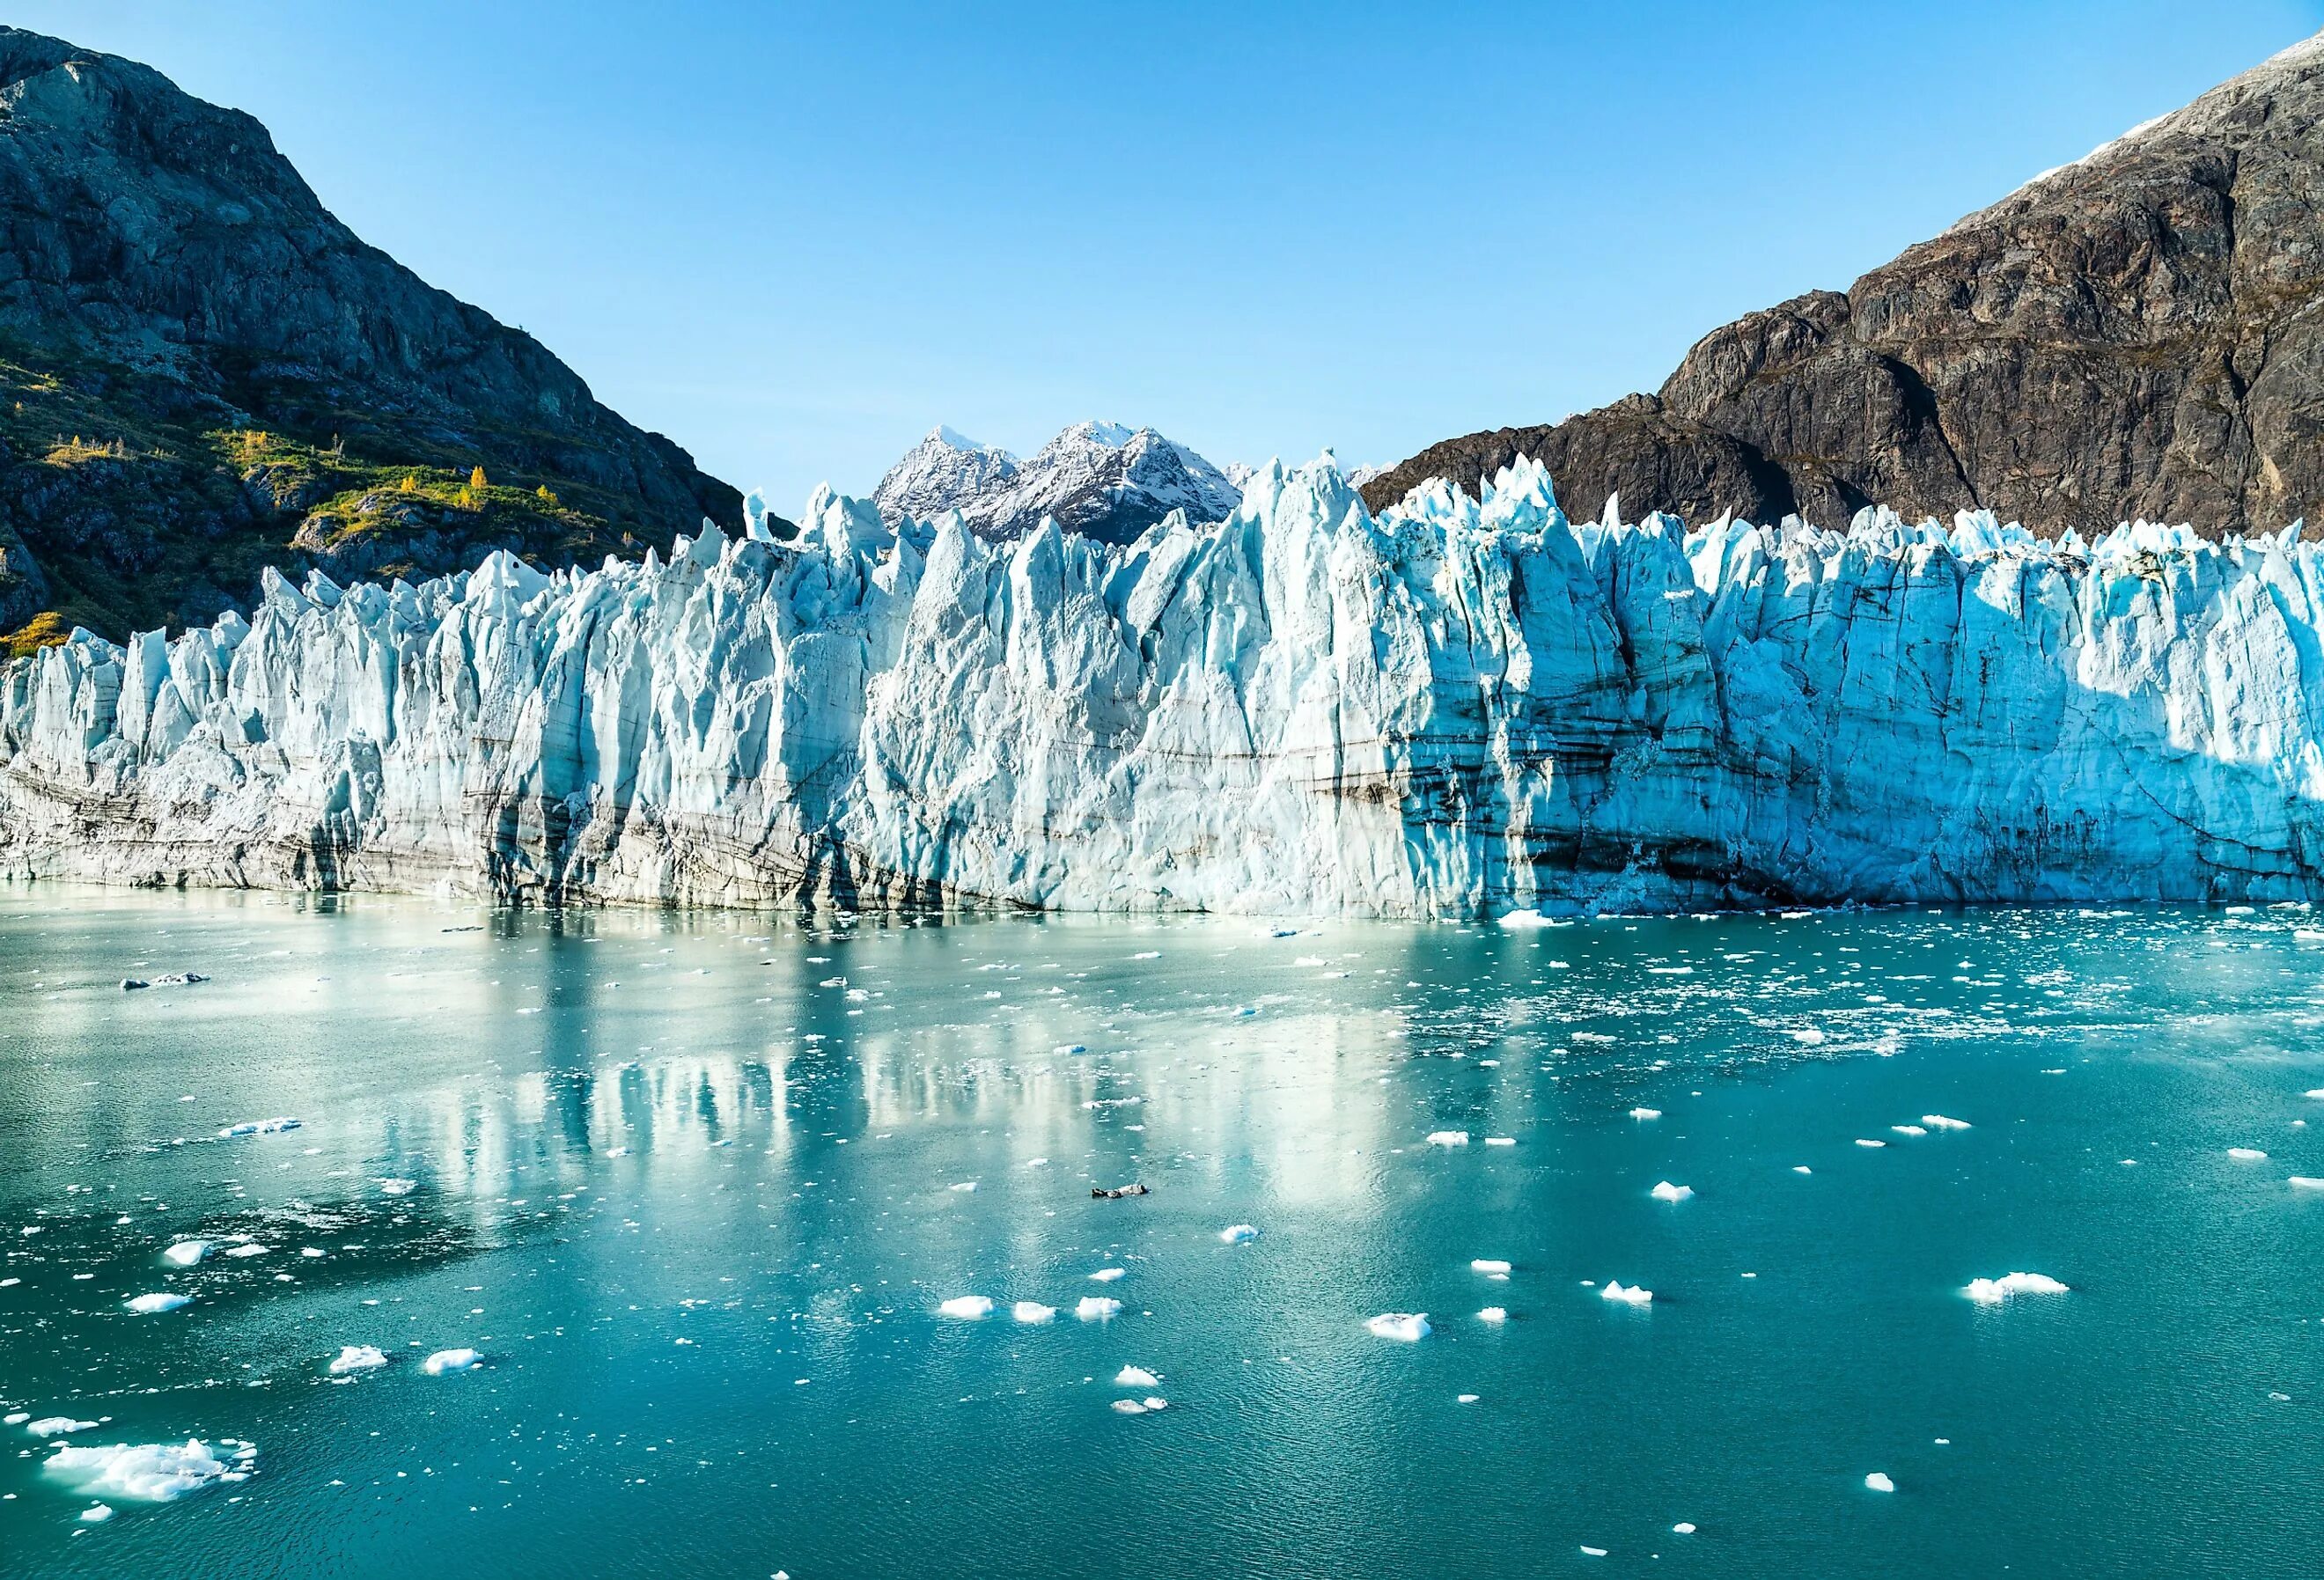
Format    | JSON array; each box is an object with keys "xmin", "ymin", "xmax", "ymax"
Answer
[{"xmin": 3, "ymin": 453, "xmax": 2321, "ymax": 917}]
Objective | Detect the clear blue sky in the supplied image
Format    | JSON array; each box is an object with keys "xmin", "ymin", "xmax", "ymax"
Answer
[{"xmin": 18, "ymin": 1, "xmax": 2324, "ymax": 513}]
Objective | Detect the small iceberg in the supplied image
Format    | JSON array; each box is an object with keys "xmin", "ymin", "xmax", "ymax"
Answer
[
  {"xmin": 938, "ymin": 1296, "xmax": 994, "ymax": 1319},
  {"xmin": 1922, "ymin": 1114, "xmax": 1972, "ymax": 1130},
  {"xmin": 1650, "ymin": 1181, "xmax": 1694, "ymax": 1203},
  {"xmin": 1792, "ymin": 1165, "xmax": 1813, "ymax": 1174},
  {"xmin": 2290, "ymin": 1176, "xmax": 2324, "ymax": 1190},
  {"xmin": 378, "ymin": 1178, "xmax": 417, "ymax": 1196},
  {"xmin": 1477, "ymin": 1306, "xmax": 1508, "ymax": 1325},
  {"xmin": 1076, "ymin": 1297, "xmax": 1122, "ymax": 1320},
  {"xmin": 1600, "ymin": 1281, "xmax": 1653, "ymax": 1306},
  {"xmin": 1425, "ymin": 1130, "xmax": 1470, "ymax": 1147},
  {"xmin": 218, "ymin": 1118, "xmax": 300, "ymax": 1139},
  {"xmin": 80, "ymin": 1503, "xmax": 114, "ymax": 1522},
  {"xmin": 1483, "ymin": 1135, "xmax": 1516, "ymax": 1146},
  {"xmin": 1864, "ymin": 1472, "xmax": 1895, "ymax": 1493},
  {"xmin": 1497, "ymin": 909, "xmax": 1556, "ymax": 930},
  {"xmin": 1673, "ymin": 1522, "xmax": 1697, "ymax": 1534},
  {"xmin": 1965, "ymin": 1272, "xmax": 2070, "ymax": 1304},
  {"xmin": 161, "ymin": 1239, "xmax": 210, "ymax": 1267},
  {"xmin": 45, "ymin": 1438, "xmax": 247, "ymax": 1502},
  {"xmin": 2228, "ymin": 1147, "xmax": 2268, "ymax": 1160},
  {"xmin": 1114, "ymin": 1366, "xmax": 1160, "ymax": 1388},
  {"xmin": 1629, "ymin": 1107, "xmax": 1662, "ymax": 1120},
  {"xmin": 1470, "ymin": 1259, "xmax": 1512, "ymax": 1275},
  {"xmin": 421, "ymin": 1349, "xmax": 480, "ymax": 1375},
  {"xmin": 1089, "ymin": 1267, "xmax": 1128, "ymax": 1282},
  {"xmin": 1365, "ymin": 1312, "xmax": 1431, "ymax": 1341},
  {"xmin": 1011, "ymin": 1301, "xmax": 1055, "ymax": 1325},
  {"xmin": 26, "ymin": 1417, "xmax": 99, "ymax": 1437},
  {"xmin": 1891, "ymin": 1124, "xmax": 1927, "ymax": 1136},
  {"xmin": 1855, "ymin": 1138, "xmax": 1886, "ymax": 1149},
  {"xmin": 125, "ymin": 1292, "xmax": 191, "ymax": 1314},
  {"xmin": 1219, "ymin": 1224, "xmax": 1259, "ymax": 1244},
  {"xmin": 328, "ymin": 1345, "xmax": 388, "ymax": 1375}
]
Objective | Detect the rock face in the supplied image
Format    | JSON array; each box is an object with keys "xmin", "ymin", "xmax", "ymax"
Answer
[
  {"xmin": 872, "ymin": 421, "xmax": 1241, "ymax": 544},
  {"xmin": 1364, "ymin": 33, "xmax": 2324, "ymax": 540},
  {"xmin": 0, "ymin": 26, "xmax": 747, "ymax": 643},
  {"xmin": 4, "ymin": 458, "xmax": 2320, "ymax": 915}
]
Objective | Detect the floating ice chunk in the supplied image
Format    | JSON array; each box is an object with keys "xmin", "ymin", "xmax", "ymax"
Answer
[
  {"xmin": 26, "ymin": 1417, "xmax": 99, "ymax": 1437},
  {"xmin": 2228, "ymin": 1147, "xmax": 2268, "ymax": 1160},
  {"xmin": 1051, "ymin": 1044, "xmax": 1085, "ymax": 1055},
  {"xmin": 1651, "ymin": 1181, "xmax": 1694, "ymax": 1203},
  {"xmin": 1791, "ymin": 1028, "xmax": 1828, "ymax": 1045},
  {"xmin": 938, "ymin": 1296, "xmax": 994, "ymax": 1319},
  {"xmin": 45, "ymin": 1438, "xmax": 241, "ymax": 1502},
  {"xmin": 1110, "ymin": 1399, "xmax": 1151, "ymax": 1415},
  {"xmin": 1076, "ymin": 1297, "xmax": 1122, "ymax": 1320},
  {"xmin": 223, "ymin": 1243, "xmax": 268, "ymax": 1258},
  {"xmin": 1673, "ymin": 1523, "xmax": 1697, "ymax": 1534},
  {"xmin": 377, "ymin": 1179, "xmax": 417, "ymax": 1196},
  {"xmin": 1891, "ymin": 1124, "xmax": 1927, "ymax": 1136},
  {"xmin": 421, "ymin": 1349, "xmax": 481, "ymax": 1375},
  {"xmin": 1580, "ymin": 1546, "xmax": 1608, "ymax": 1557},
  {"xmin": 1497, "ymin": 909, "xmax": 1556, "ymax": 930},
  {"xmin": 1426, "ymin": 1130, "xmax": 1470, "ymax": 1147},
  {"xmin": 1458, "ymin": 1393, "xmax": 1479, "ymax": 1403},
  {"xmin": 125, "ymin": 1292, "xmax": 191, "ymax": 1314},
  {"xmin": 1484, "ymin": 1135, "xmax": 1516, "ymax": 1146},
  {"xmin": 1600, "ymin": 1281, "xmax": 1653, "ymax": 1305},
  {"xmin": 1793, "ymin": 1165, "xmax": 1813, "ymax": 1174},
  {"xmin": 1089, "ymin": 1267, "xmax": 1127, "ymax": 1282},
  {"xmin": 1855, "ymin": 1138, "xmax": 1886, "ymax": 1149},
  {"xmin": 1964, "ymin": 1272, "xmax": 2070, "ymax": 1303},
  {"xmin": 1219, "ymin": 1224, "xmax": 1259, "ymax": 1244},
  {"xmin": 218, "ymin": 1118, "xmax": 300, "ymax": 1138},
  {"xmin": 1864, "ymin": 1473, "xmax": 1895, "ymax": 1493},
  {"xmin": 1922, "ymin": 1114, "xmax": 1971, "ymax": 1130},
  {"xmin": 1470, "ymin": 1259, "xmax": 1512, "ymax": 1274},
  {"xmin": 80, "ymin": 1503, "xmax": 114, "ymax": 1522},
  {"xmin": 947, "ymin": 1181, "xmax": 978, "ymax": 1193},
  {"xmin": 161, "ymin": 1239, "xmax": 210, "ymax": 1267},
  {"xmin": 1477, "ymin": 1306, "xmax": 1508, "ymax": 1324},
  {"xmin": 3, "ymin": 1413, "xmax": 24, "ymax": 1423},
  {"xmin": 1011, "ymin": 1301, "xmax": 1056, "ymax": 1324},
  {"xmin": 1365, "ymin": 1312, "xmax": 1430, "ymax": 1341},
  {"xmin": 1114, "ymin": 1366, "xmax": 1160, "ymax": 1388},
  {"xmin": 2306, "ymin": 1090, "xmax": 2324, "ymax": 1099},
  {"xmin": 2290, "ymin": 1177, "xmax": 2324, "ymax": 1190},
  {"xmin": 328, "ymin": 1345, "xmax": 387, "ymax": 1374},
  {"xmin": 1629, "ymin": 1107, "xmax": 1661, "ymax": 1120}
]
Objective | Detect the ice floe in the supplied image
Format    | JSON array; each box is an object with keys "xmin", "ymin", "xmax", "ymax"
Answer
[
  {"xmin": 1089, "ymin": 1267, "xmax": 1127, "ymax": 1282},
  {"xmin": 1629, "ymin": 1107, "xmax": 1662, "ymax": 1120},
  {"xmin": 938, "ymin": 1296, "xmax": 994, "ymax": 1319},
  {"xmin": 421, "ymin": 1348, "xmax": 481, "ymax": 1374},
  {"xmin": 217, "ymin": 1118, "xmax": 300, "ymax": 1138},
  {"xmin": 1922, "ymin": 1114, "xmax": 1971, "ymax": 1130},
  {"xmin": 1477, "ymin": 1306, "xmax": 1508, "ymax": 1325},
  {"xmin": 1011, "ymin": 1301, "xmax": 1056, "ymax": 1324},
  {"xmin": 1076, "ymin": 1297, "xmax": 1122, "ymax": 1320},
  {"xmin": 1964, "ymin": 1272, "xmax": 2070, "ymax": 1303},
  {"xmin": 1218, "ymin": 1224, "xmax": 1259, "ymax": 1244},
  {"xmin": 1864, "ymin": 1473, "xmax": 1895, "ymax": 1493},
  {"xmin": 2290, "ymin": 1176, "xmax": 2324, "ymax": 1190},
  {"xmin": 124, "ymin": 1292, "xmax": 190, "ymax": 1314},
  {"xmin": 1470, "ymin": 1259, "xmax": 1512, "ymax": 1275},
  {"xmin": 1650, "ymin": 1181, "xmax": 1695, "ymax": 1202},
  {"xmin": 328, "ymin": 1345, "xmax": 388, "ymax": 1374},
  {"xmin": 1114, "ymin": 1366, "xmax": 1160, "ymax": 1388},
  {"xmin": 1365, "ymin": 1312, "xmax": 1431, "ymax": 1341},
  {"xmin": 160, "ymin": 1239, "xmax": 210, "ymax": 1267},
  {"xmin": 2228, "ymin": 1147, "xmax": 2268, "ymax": 1160},
  {"xmin": 1425, "ymin": 1130, "xmax": 1469, "ymax": 1147},
  {"xmin": 44, "ymin": 1438, "xmax": 251, "ymax": 1502},
  {"xmin": 26, "ymin": 1416, "xmax": 98, "ymax": 1437},
  {"xmin": 1600, "ymin": 1281, "xmax": 1653, "ymax": 1305}
]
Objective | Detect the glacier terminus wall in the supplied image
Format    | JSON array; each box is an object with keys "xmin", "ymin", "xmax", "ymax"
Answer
[{"xmin": 3, "ymin": 456, "xmax": 2320, "ymax": 916}]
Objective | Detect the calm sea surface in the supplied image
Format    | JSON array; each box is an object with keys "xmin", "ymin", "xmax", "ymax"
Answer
[{"xmin": 2, "ymin": 886, "xmax": 2320, "ymax": 1576}]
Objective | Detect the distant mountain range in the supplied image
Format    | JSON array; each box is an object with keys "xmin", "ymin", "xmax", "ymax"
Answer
[
  {"xmin": 1364, "ymin": 33, "xmax": 2324, "ymax": 539},
  {"xmin": 0, "ymin": 26, "xmax": 754, "ymax": 653},
  {"xmin": 872, "ymin": 422, "xmax": 1247, "ymax": 544}
]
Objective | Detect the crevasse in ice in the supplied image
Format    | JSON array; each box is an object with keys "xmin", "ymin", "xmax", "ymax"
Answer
[{"xmin": 4, "ymin": 454, "xmax": 2320, "ymax": 915}]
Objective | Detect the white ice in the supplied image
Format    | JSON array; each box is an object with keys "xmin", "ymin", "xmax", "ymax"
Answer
[
  {"xmin": 328, "ymin": 1345, "xmax": 388, "ymax": 1374},
  {"xmin": 1922, "ymin": 1114, "xmax": 1971, "ymax": 1130},
  {"xmin": 1470, "ymin": 1259, "xmax": 1512, "ymax": 1274},
  {"xmin": 1600, "ymin": 1281, "xmax": 1653, "ymax": 1305},
  {"xmin": 44, "ymin": 1438, "xmax": 245, "ymax": 1502},
  {"xmin": 1114, "ymin": 1366, "xmax": 1160, "ymax": 1388},
  {"xmin": 1076, "ymin": 1297, "xmax": 1122, "ymax": 1320},
  {"xmin": 1365, "ymin": 1312, "xmax": 1431, "ymax": 1341},
  {"xmin": 124, "ymin": 1292, "xmax": 190, "ymax": 1314},
  {"xmin": 1650, "ymin": 1181, "xmax": 1694, "ymax": 1202},
  {"xmin": 1219, "ymin": 1224, "xmax": 1259, "ymax": 1243},
  {"xmin": 160, "ymin": 1239, "xmax": 210, "ymax": 1267},
  {"xmin": 1477, "ymin": 1306, "xmax": 1508, "ymax": 1324},
  {"xmin": 1426, "ymin": 1130, "xmax": 1470, "ymax": 1147},
  {"xmin": 1864, "ymin": 1473, "xmax": 1895, "ymax": 1494},
  {"xmin": 938, "ymin": 1296, "xmax": 994, "ymax": 1319},
  {"xmin": 1964, "ymin": 1272, "xmax": 2070, "ymax": 1303},
  {"xmin": 1011, "ymin": 1301, "xmax": 1056, "ymax": 1324},
  {"xmin": 420, "ymin": 1348, "xmax": 481, "ymax": 1374},
  {"xmin": 26, "ymin": 1416, "xmax": 98, "ymax": 1437}
]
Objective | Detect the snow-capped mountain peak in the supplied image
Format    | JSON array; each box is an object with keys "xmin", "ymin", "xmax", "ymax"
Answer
[{"xmin": 872, "ymin": 420, "xmax": 1244, "ymax": 545}]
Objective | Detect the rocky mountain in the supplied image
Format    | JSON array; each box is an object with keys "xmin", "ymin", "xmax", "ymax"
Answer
[
  {"xmin": 1364, "ymin": 32, "xmax": 2324, "ymax": 538},
  {"xmin": 0, "ymin": 26, "xmax": 753, "ymax": 653},
  {"xmin": 872, "ymin": 421, "xmax": 1242, "ymax": 543}
]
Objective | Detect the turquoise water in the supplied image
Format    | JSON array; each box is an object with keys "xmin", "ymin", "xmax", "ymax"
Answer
[{"xmin": 3, "ymin": 888, "xmax": 2322, "ymax": 1576}]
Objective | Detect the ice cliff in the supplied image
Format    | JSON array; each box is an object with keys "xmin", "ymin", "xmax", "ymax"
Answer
[{"xmin": 3, "ymin": 455, "xmax": 2321, "ymax": 916}]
